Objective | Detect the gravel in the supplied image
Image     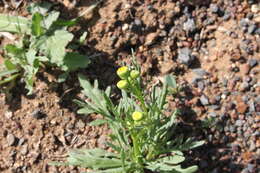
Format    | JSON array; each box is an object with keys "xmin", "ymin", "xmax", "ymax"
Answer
[
  {"xmin": 183, "ymin": 18, "xmax": 196, "ymax": 33},
  {"xmin": 200, "ymin": 95, "xmax": 210, "ymax": 106},
  {"xmin": 177, "ymin": 47, "xmax": 195, "ymax": 65},
  {"xmin": 7, "ymin": 133, "xmax": 16, "ymax": 146}
]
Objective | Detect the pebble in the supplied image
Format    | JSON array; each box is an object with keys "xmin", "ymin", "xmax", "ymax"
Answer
[
  {"xmin": 145, "ymin": 32, "xmax": 158, "ymax": 46},
  {"xmin": 7, "ymin": 133, "xmax": 16, "ymax": 146},
  {"xmin": 183, "ymin": 18, "xmax": 196, "ymax": 33},
  {"xmin": 247, "ymin": 24, "xmax": 256, "ymax": 35},
  {"xmin": 177, "ymin": 47, "xmax": 195, "ymax": 65},
  {"xmin": 192, "ymin": 68, "xmax": 208, "ymax": 76},
  {"xmin": 21, "ymin": 145, "xmax": 28, "ymax": 155},
  {"xmin": 210, "ymin": 4, "xmax": 219, "ymax": 13},
  {"xmin": 200, "ymin": 95, "xmax": 210, "ymax": 106},
  {"xmin": 31, "ymin": 109, "xmax": 45, "ymax": 119},
  {"xmin": 5, "ymin": 111, "xmax": 13, "ymax": 119},
  {"xmin": 248, "ymin": 59, "xmax": 258, "ymax": 68},
  {"xmin": 251, "ymin": 4, "xmax": 260, "ymax": 13},
  {"xmin": 235, "ymin": 120, "xmax": 243, "ymax": 127},
  {"xmin": 236, "ymin": 101, "xmax": 248, "ymax": 114}
]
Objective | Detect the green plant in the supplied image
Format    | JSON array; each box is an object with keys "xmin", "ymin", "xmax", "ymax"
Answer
[
  {"xmin": 0, "ymin": 2, "xmax": 90, "ymax": 94},
  {"xmin": 53, "ymin": 65, "xmax": 204, "ymax": 173}
]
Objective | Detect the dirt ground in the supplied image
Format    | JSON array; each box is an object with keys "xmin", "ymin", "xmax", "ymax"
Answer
[{"xmin": 0, "ymin": 0, "xmax": 259, "ymax": 173}]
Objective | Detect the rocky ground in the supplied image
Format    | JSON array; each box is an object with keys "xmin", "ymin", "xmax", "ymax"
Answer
[{"xmin": 0, "ymin": 0, "xmax": 259, "ymax": 173}]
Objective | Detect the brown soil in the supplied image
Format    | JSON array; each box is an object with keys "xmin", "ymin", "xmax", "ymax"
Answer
[{"xmin": 0, "ymin": 0, "xmax": 259, "ymax": 173}]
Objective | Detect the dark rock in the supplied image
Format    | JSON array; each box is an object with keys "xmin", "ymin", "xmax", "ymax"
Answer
[
  {"xmin": 31, "ymin": 109, "xmax": 46, "ymax": 119},
  {"xmin": 199, "ymin": 160, "xmax": 208, "ymax": 168},
  {"xmin": 200, "ymin": 95, "xmax": 209, "ymax": 106},
  {"xmin": 177, "ymin": 48, "xmax": 195, "ymax": 66}
]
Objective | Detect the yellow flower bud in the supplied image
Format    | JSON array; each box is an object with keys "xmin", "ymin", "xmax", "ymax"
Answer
[
  {"xmin": 130, "ymin": 70, "xmax": 140, "ymax": 79},
  {"xmin": 132, "ymin": 111, "xmax": 143, "ymax": 121},
  {"xmin": 117, "ymin": 66, "xmax": 129, "ymax": 79},
  {"xmin": 117, "ymin": 80, "xmax": 128, "ymax": 90}
]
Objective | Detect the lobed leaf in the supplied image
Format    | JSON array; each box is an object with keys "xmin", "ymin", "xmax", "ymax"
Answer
[{"xmin": 0, "ymin": 14, "xmax": 30, "ymax": 33}]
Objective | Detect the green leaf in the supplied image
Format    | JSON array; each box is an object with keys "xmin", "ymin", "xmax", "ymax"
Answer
[
  {"xmin": 0, "ymin": 73, "xmax": 19, "ymax": 85},
  {"xmin": 5, "ymin": 44, "xmax": 24, "ymax": 55},
  {"xmin": 89, "ymin": 119, "xmax": 107, "ymax": 126},
  {"xmin": 53, "ymin": 19, "xmax": 77, "ymax": 27},
  {"xmin": 164, "ymin": 75, "xmax": 177, "ymax": 89},
  {"xmin": 0, "ymin": 14, "xmax": 30, "ymax": 33},
  {"xmin": 61, "ymin": 52, "xmax": 90, "ymax": 71},
  {"xmin": 0, "ymin": 69, "xmax": 18, "ymax": 78},
  {"xmin": 27, "ymin": 2, "xmax": 52, "ymax": 15},
  {"xmin": 4, "ymin": 60, "xmax": 17, "ymax": 70},
  {"xmin": 25, "ymin": 49, "xmax": 37, "ymax": 65},
  {"xmin": 66, "ymin": 148, "xmax": 125, "ymax": 170},
  {"xmin": 57, "ymin": 72, "xmax": 68, "ymax": 83},
  {"xmin": 38, "ymin": 29, "xmax": 73, "ymax": 66},
  {"xmin": 31, "ymin": 12, "xmax": 44, "ymax": 36},
  {"xmin": 44, "ymin": 11, "xmax": 60, "ymax": 29},
  {"xmin": 79, "ymin": 32, "xmax": 88, "ymax": 44},
  {"xmin": 157, "ymin": 155, "xmax": 185, "ymax": 165}
]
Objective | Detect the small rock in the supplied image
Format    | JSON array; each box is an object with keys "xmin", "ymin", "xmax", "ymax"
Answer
[
  {"xmin": 247, "ymin": 24, "xmax": 256, "ymax": 35},
  {"xmin": 200, "ymin": 95, "xmax": 209, "ymax": 106},
  {"xmin": 21, "ymin": 145, "xmax": 28, "ymax": 155},
  {"xmin": 251, "ymin": 4, "xmax": 260, "ymax": 13},
  {"xmin": 248, "ymin": 59, "xmax": 258, "ymax": 68},
  {"xmin": 210, "ymin": 4, "xmax": 219, "ymax": 13},
  {"xmin": 236, "ymin": 101, "xmax": 248, "ymax": 114},
  {"xmin": 18, "ymin": 138, "xmax": 25, "ymax": 146},
  {"xmin": 249, "ymin": 101, "xmax": 255, "ymax": 112},
  {"xmin": 240, "ymin": 18, "xmax": 249, "ymax": 27},
  {"xmin": 247, "ymin": 164, "xmax": 255, "ymax": 172},
  {"xmin": 31, "ymin": 109, "xmax": 45, "ymax": 119},
  {"xmin": 75, "ymin": 120, "xmax": 85, "ymax": 129},
  {"xmin": 235, "ymin": 120, "xmax": 243, "ymax": 127},
  {"xmin": 7, "ymin": 134, "xmax": 16, "ymax": 146},
  {"xmin": 122, "ymin": 23, "xmax": 129, "ymax": 31},
  {"xmin": 145, "ymin": 32, "xmax": 158, "ymax": 46},
  {"xmin": 177, "ymin": 47, "xmax": 195, "ymax": 66},
  {"xmin": 5, "ymin": 111, "xmax": 13, "ymax": 119},
  {"xmin": 192, "ymin": 68, "xmax": 208, "ymax": 76},
  {"xmin": 134, "ymin": 18, "xmax": 142, "ymax": 26},
  {"xmin": 183, "ymin": 18, "xmax": 196, "ymax": 33}
]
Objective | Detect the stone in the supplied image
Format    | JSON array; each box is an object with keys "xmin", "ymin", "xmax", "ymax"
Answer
[
  {"xmin": 247, "ymin": 24, "xmax": 256, "ymax": 34},
  {"xmin": 210, "ymin": 4, "xmax": 219, "ymax": 13},
  {"xmin": 7, "ymin": 134, "xmax": 16, "ymax": 146},
  {"xmin": 192, "ymin": 68, "xmax": 208, "ymax": 76},
  {"xmin": 200, "ymin": 95, "xmax": 209, "ymax": 106},
  {"xmin": 5, "ymin": 111, "xmax": 13, "ymax": 119},
  {"xmin": 145, "ymin": 32, "xmax": 158, "ymax": 46},
  {"xmin": 31, "ymin": 109, "xmax": 45, "ymax": 119},
  {"xmin": 183, "ymin": 18, "xmax": 196, "ymax": 33},
  {"xmin": 236, "ymin": 101, "xmax": 248, "ymax": 114},
  {"xmin": 248, "ymin": 59, "xmax": 258, "ymax": 68},
  {"xmin": 177, "ymin": 48, "xmax": 195, "ymax": 66}
]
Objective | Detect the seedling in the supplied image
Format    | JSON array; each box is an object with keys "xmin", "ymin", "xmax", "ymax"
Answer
[
  {"xmin": 0, "ymin": 2, "xmax": 90, "ymax": 94},
  {"xmin": 54, "ymin": 65, "xmax": 204, "ymax": 172}
]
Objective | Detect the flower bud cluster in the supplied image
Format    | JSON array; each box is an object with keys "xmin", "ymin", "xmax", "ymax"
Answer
[{"xmin": 116, "ymin": 66, "xmax": 140, "ymax": 90}]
